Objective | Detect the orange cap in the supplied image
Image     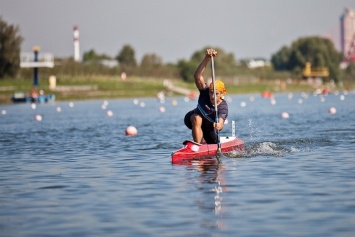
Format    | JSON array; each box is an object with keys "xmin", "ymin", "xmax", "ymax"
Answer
[{"xmin": 209, "ymin": 80, "xmax": 227, "ymax": 94}]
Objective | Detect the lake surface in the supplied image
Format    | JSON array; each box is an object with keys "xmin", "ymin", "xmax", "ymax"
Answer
[{"xmin": 1, "ymin": 91, "xmax": 355, "ymax": 237}]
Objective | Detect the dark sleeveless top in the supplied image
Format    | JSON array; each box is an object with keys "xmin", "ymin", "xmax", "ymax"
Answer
[{"xmin": 195, "ymin": 86, "xmax": 228, "ymax": 124}]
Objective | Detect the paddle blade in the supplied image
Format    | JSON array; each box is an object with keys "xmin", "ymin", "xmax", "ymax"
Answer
[{"xmin": 216, "ymin": 148, "xmax": 222, "ymax": 162}]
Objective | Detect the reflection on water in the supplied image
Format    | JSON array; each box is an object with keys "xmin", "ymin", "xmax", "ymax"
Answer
[{"xmin": 187, "ymin": 161, "xmax": 226, "ymax": 231}]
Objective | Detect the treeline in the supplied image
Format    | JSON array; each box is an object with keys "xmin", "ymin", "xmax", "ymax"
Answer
[{"xmin": 1, "ymin": 16, "xmax": 355, "ymax": 84}]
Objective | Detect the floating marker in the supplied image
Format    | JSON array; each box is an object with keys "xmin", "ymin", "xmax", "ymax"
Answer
[
  {"xmin": 159, "ymin": 106, "xmax": 166, "ymax": 113},
  {"xmin": 106, "ymin": 110, "xmax": 113, "ymax": 117},
  {"xmin": 288, "ymin": 93, "xmax": 293, "ymax": 100},
  {"xmin": 56, "ymin": 107, "xmax": 62, "ymax": 112},
  {"xmin": 34, "ymin": 114, "xmax": 42, "ymax": 121},
  {"xmin": 125, "ymin": 126, "xmax": 138, "ymax": 136},
  {"xmin": 1, "ymin": 109, "xmax": 7, "ymax": 115},
  {"xmin": 329, "ymin": 107, "xmax": 336, "ymax": 114},
  {"xmin": 281, "ymin": 112, "xmax": 289, "ymax": 119}
]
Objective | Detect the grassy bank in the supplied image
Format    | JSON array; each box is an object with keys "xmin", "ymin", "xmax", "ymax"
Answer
[{"xmin": 0, "ymin": 75, "xmax": 352, "ymax": 104}]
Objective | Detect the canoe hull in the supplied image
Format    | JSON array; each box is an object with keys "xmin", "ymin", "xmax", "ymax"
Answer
[{"xmin": 171, "ymin": 136, "xmax": 244, "ymax": 164}]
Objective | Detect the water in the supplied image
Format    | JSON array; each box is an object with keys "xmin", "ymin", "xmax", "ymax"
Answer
[{"xmin": 1, "ymin": 92, "xmax": 355, "ymax": 237}]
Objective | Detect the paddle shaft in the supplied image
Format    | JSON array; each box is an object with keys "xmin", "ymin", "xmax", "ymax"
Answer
[{"xmin": 211, "ymin": 56, "xmax": 222, "ymax": 157}]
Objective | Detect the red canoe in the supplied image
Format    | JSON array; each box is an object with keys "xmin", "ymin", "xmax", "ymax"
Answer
[{"xmin": 171, "ymin": 136, "xmax": 244, "ymax": 164}]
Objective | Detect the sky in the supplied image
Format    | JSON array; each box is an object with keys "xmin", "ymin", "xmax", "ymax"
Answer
[{"xmin": 2, "ymin": 0, "xmax": 355, "ymax": 63}]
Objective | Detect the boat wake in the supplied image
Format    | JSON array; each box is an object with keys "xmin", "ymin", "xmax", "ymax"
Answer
[{"xmin": 226, "ymin": 141, "xmax": 297, "ymax": 158}]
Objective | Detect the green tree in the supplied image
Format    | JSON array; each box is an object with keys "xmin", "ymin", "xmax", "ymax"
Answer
[
  {"xmin": 178, "ymin": 46, "xmax": 238, "ymax": 82},
  {"xmin": 115, "ymin": 44, "xmax": 137, "ymax": 68},
  {"xmin": 83, "ymin": 49, "xmax": 99, "ymax": 62},
  {"xmin": 0, "ymin": 17, "xmax": 23, "ymax": 78},
  {"xmin": 83, "ymin": 49, "xmax": 111, "ymax": 62},
  {"xmin": 140, "ymin": 53, "xmax": 163, "ymax": 68},
  {"xmin": 190, "ymin": 46, "xmax": 237, "ymax": 75},
  {"xmin": 271, "ymin": 36, "xmax": 343, "ymax": 82},
  {"xmin": 177, "ymin": 59, "xmax": 197, "ymax": 82},
  {"xmin": 271, "ymin": 46, "xmax": 290, "ymax": 71},
  {"xmin": 343, "ymin": 62, "xmax": 355, "ymax": 82}
]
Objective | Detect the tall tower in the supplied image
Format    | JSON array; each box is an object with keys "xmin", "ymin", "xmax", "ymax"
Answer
[
  {"xmin": 340, "ymin": 8, "xmax": 355, "ymax": 62},
  {"xmin": 73, "ymin": 25, "xmax": 80, "ymax": 62}
]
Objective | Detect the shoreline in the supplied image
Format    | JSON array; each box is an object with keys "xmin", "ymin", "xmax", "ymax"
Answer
[{"xmin": 1, "ymin": 77, "xmax": 353, "ymax": 105}]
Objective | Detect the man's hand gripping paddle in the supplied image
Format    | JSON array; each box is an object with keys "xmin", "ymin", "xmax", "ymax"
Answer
[{"xmin": 211, "ymin": 56, "xmax": 222, "ymax": 160}]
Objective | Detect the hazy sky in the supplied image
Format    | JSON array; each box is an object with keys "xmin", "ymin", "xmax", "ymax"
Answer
[{"xmin": 2, "ymin": 0, "xmax": 355, "ymax": 63}]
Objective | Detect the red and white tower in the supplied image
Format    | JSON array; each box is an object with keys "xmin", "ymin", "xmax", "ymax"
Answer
[{"xmin": 73, "ymin": 25, "xmax": 80, "ymax": 62}]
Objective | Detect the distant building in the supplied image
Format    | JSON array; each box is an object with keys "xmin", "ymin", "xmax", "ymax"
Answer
[
  {"xmin": 340, "ymin": 8, "xmax": 355, "ymax": 62},
  {"xmin": 100, "ymin": 59, "xmax": 118, "ymax": 68},
  {"xmin": 246, "ymin": 58, "xmax": 271, "ymax": 69}
]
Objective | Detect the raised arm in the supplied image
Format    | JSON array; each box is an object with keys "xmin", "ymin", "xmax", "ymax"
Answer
[{"xmin": 194, "ymin": 48, "xmax": 217, "ymax": 90}]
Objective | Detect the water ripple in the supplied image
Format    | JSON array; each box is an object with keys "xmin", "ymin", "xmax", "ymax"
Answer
[{"xmin": 0, "ymin": 94, "xmax": 355, "ymax": 236}]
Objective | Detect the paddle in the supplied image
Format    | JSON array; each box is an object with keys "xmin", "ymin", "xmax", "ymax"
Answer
[{"xmin": 211, "ymin": 56, "xmax": 222, "ymax": 159}]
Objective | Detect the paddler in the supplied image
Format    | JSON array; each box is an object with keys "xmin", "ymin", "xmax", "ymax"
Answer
[{"xmin": 184, "ymin": 48, "xmax": 228, "ymax": 144}]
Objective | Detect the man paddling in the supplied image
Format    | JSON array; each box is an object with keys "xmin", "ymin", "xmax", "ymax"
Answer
[{"xmin": 184, "ymin": 48, "xmax": 228, "ymax": 144}]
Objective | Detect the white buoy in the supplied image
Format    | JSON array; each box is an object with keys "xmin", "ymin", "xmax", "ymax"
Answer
[
  {"xmin": 31, "ymin": 103, "xmax": 36, "ymax": 110},
  {"xmin": 281, "ymin": 112, "xmax": 289, "ymax": 119},
  {"xmin": 288, "ymin": 93, "xmax": 293, "ymax": 100},
  {"xmin": 1, "ymin": 109, "xmax": 7, "ymax": 115},
  {"xmin": 56, "ymin": 107, "xmax": 62, "ymax": 112},
  {"xmin": 159, "ymin": 106, "xmax": 166, "ymax": 113},
  {"xmin": 34, "ymin": 114, "xmax": 42, "ymax": 121},
  {"xmin": 270, "ymin": 98, "xmax": 276, "ymax": 105},
  {"xmin": 157, "ymin": 91, "xmax": 165, "ymax": 103},
  {"xmin": 69, "ymin": 102, "xmax": 74, "ymax": 108},
  {"xmin": 240, "ymin": 101, "xmax": 247, "ymax": 107},
  {"xmin": 139, "ymin": 102, "xmax": 145, "ymax": 108},
  {"xmin": 133, "ymin": 99, "xmax": 139, "ymax": 105},
  {"xmin": 125, "ymin": 126, "xmax": 137, "ymax": 136},
  {"xmin": 106, "ymin": 110, "xmax": 113, "ymax": 117},
  {"xmin": 329, "ymin": 107, "xmax": 336, "ymax": 114}
]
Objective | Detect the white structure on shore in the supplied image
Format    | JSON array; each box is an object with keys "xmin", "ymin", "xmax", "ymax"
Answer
[{"xmin": 73, "ymin": 25, "xmax": 80, "ymax": 62}]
